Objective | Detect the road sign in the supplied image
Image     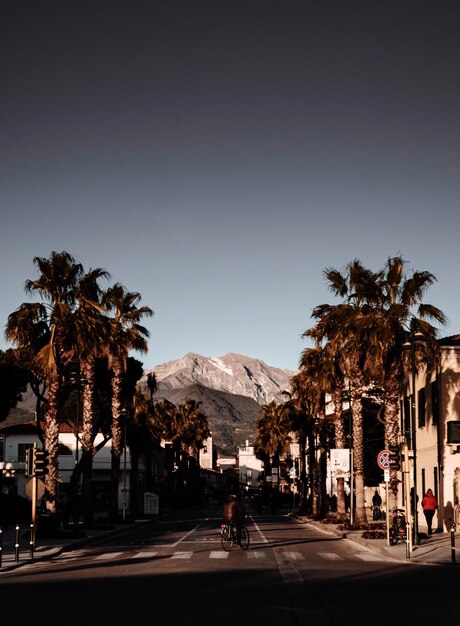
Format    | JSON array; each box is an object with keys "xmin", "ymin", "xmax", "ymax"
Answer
[
  {"xmin": 377, "ymin": 449, "xmax": 391, "ymax": 470},
  {"xmin": 25, "ymin": 478, "xmax": 45, "ymax": 500},
  {"xmin": 384, "ymin": 469, "xmax": 390, "ymax": 482}
]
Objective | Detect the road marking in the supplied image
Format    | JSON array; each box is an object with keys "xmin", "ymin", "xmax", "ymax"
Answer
[
  {"xmin": 318, "ymin": 552, "xmax": 343, "ymax": 560},
  {"xmin": 132, "ymin": 551, "xmax": 158, "ymax": 559},
  {"xmin": 247, "ymin": 551, "xmax": 266, "ymax": 559},
  {"xmin": 282, "ymin": 551, "xmax": 305, "ymax": 561},
  {"xmin": 95, "ymin": 552, "xmax": 123, "ymax": 560},
  {"xmin": 171, "ymin": 551, "xmax": 193, "ymax": 559},
  {"xmin": 355, "ymin": 553, "xmax": 385, "ymax": 561},
  {"xmin": 209, "ymin": 551, "xmax": 229, "ymax": 559}
]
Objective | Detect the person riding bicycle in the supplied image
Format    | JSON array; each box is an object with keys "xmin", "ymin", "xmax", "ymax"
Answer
[{"xmin": 223, "ymin": 494, "xmax": 245, "ymax": 543}]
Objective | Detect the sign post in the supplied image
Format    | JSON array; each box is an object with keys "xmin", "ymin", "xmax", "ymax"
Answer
[{"xmin": 377, "ymin": 451, "xmax": 391, "ymax": 545}]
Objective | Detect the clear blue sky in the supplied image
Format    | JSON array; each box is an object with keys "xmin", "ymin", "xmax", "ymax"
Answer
[{"xmin": 1, "ymin": 1, "xmax": 459, "ymax": 372}]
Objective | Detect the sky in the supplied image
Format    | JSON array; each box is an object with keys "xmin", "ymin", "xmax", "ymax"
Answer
[{"xmin": 1, "ymin": 1, "xmax": 459, "ymax": 373}]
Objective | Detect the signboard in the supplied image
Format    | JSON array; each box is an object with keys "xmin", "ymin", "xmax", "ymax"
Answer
[
  {"xmin": 144, "ymin": 492, "xmax": 159, "ymax": 515},
  {"xmin": 25, "ymin": 478, "xmax": 45, "ymax": 501},
  {"xmin": 330, "ymin": 449, "xmax": 350, "ymax": 476},
  {"xmin": 384, "ymin": 469, "xmax": 390, "ymax": 483},
  {"xmin": 377, "ymin": 449, "xmax": 391, "ymax": 470}
]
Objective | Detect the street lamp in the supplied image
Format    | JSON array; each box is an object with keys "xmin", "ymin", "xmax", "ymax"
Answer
[
  {"xmin": 403, "ymin": 327, "xmax": 425, "ymax": 547},
  {"xmin": 68, "ymin": 367, "xmax": 89, "ymax": 466},
  {"xmin": 68, "ymin": 365, "xmax": 89, "ymax": 528}
]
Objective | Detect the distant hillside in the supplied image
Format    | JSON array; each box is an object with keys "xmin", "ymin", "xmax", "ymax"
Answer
[{"xmin": 141, "ymin": 352, "xmax": 297, "ymax": 454}]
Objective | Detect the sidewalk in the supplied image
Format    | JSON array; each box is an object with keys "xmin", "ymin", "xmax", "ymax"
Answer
[{"xmin": 295, "ymin": 515, "xmax": 459, "ymax": 566}]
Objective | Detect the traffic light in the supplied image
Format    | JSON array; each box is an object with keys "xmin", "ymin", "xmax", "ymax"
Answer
[
  {"xmin": 33, "ymin": 449, "xmax": 49, "ymax": 476},
  {"xmin": 25, "ymin": 447, "xmax": 34, "ymax": 477},
  {"xmin": 388, "ymin": 445, "xmax": 401, "ymax": 471}
]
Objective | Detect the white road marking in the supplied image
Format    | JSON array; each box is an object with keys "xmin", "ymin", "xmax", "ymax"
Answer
[
  {"xmin": 247, "ymin": 551, "xmax": 266, "ymax": 559},
  {"xmin": 132, "ymin": 551, "xmax": 158, "ymax": 559},
  {"xmin": 209, "ymin": 551, "xmax": 229, "ymax": 559},
  {"xmin": 355, "ymin": 553, "xmax": 385, "ymax": 561},
  {"xmin": 171, "ymin": 551, "xmax": 193, "ymax": 559},
  {"xmin": 318, "ymin": 552, "xmax": 343, "ymax": 560},
  {"xmin": 95, "ymin": 552, "xmax": 123, "ymax": 560}
]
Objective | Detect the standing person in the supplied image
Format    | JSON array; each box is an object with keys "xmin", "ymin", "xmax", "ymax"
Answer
[
  {"xmin": 421, "ymin": 488, "xmax": 438, "ymax": 535},
  {"xmin": 372, "ymin": 490, "xmax": 382, "ymax": 520}
]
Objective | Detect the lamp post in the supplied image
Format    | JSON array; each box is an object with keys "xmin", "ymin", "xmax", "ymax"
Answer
[
  {"xmin": 403, "ymin": 327, "xmax": 425, "ymax": 547},
  {"xmin": 68, "ymin": 367, "xmax": 89, "ymax": 466},
  {"xmin": 68, "ymin": 365, "xmax": 88, "ymax": 528}
]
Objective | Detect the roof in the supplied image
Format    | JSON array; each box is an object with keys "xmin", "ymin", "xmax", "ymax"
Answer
[{"xmin": 438, "ymin": 334, "xmax": 460, "ymax": 346}]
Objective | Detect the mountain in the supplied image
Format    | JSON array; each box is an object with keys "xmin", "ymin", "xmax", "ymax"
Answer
[{"xmin": 140, "ymin": 352, "xmax": 297, "ymax": 454}]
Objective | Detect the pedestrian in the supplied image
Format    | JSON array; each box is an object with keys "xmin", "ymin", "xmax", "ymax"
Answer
[
  {"xmin": 421, "ymin": 488, "xmax": 438, "ymax": 535},
  {"xmin": 372, "ymin": 490, "xmax": 382, "ymax": 520}
]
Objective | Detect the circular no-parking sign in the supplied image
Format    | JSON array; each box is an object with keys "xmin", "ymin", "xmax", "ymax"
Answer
[{"xmin": 377, "ymin": 449, "xmax": 391, "ymax": 470}]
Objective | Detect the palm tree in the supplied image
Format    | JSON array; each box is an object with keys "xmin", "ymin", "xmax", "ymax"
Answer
[
  {"xmin": 255, "ymin": 400, "xmax": 291, "ymax": 493},
  {"xmin": 5, "ymin": 251, "xmax": 83, "ymax": 515},
  {"xmin": 297, "ymin": 345, "xmax": 348, "ymax": 520},
  {"xmin": 355, "ymin": 256, "xmax": 446, "ymax": 511},
  {"xmin": 306, "ymin": 259, "xmax": 382, "ymax": 524},
  {"xmin": 103, "ymin": 283, "xmax": 153, "ymax": 520},
  {"xmin": 66, "ymin": 267, "xmax": 111, "ymax": 525}
]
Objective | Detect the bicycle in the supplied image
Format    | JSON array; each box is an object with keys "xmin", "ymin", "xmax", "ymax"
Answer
[
  {"xmin": 220, "ymin": 520, "xmax": 250, "ymax": 551},
  {"xmin": 389, "ymin": 508, "xmax": 407, "ymax": 545}
]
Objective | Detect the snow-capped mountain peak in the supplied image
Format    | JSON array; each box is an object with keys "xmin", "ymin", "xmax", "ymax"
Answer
[{"xmin": 143, "ymin": 352, "xmax": 296, "ymax": 405}]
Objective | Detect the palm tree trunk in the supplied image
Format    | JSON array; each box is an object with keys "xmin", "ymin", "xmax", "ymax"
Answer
[
  {"xmin": 43, "ymin": 374, "xmax": 60, "ymax": 515},
  {"xmin": 384, "ymin": 364, "xmax": 403, "ymax": 513},
  {"xmin": 333, "ymin": 386, "xmax": 347, "ymax": 521},
  {"xmin": 80, "ymin": 357, "xmax": 97, "ymax": 526},
  {"xmin": 298, "ymin": 424, "xmax": 308, "ymax": 514},
  {"xmin": 351, "ymin": 377, "xmax": 367, "ymax": 525},
  {"xmin": 110, "ymin": 359, "xmax": 124, "ymax": 520}
]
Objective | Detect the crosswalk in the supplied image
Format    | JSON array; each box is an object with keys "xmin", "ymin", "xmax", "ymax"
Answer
[{"xmin": 19, "ymin": 547, "xmax": 386, "ymax": 567}]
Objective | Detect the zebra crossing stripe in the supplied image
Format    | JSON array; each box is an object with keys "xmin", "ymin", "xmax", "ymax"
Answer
[
  {"xmin": 95, "ymin": 552, "xmax": 123, "ymax": 560},
  {"xmin": 247, "ymin": 551, "xmax": 266, "ymax": 559},
  {"xmin": 209, "ymin": 551, "xmax": 229, "ymax": 559},
  {"xmin": 318, "ymin": 553, "xmax": 343, "ymax": 560},
  {"xmin": 283, "ymin": 551, "xmax": 305, "ymax": 561},
  {"xmin": 171, "ymin": 551, "xmax": 193, "ymax": 559},
  {"xmin": 133, "ymin": 551, "xmax": 158, "ymax": 559},
  {"xmin": 355, "ymin": 553, "xmax": 385, "ymax": 561}
]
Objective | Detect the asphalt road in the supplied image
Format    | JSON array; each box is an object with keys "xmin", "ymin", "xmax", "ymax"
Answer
[{"xmin": 1, "ymin": 503, "xmax": 457, "ymax": 626}]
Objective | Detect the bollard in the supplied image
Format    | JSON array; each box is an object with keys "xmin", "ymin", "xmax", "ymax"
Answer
[
  {"xmin": 405, "ymin": 522, "xmax": 410, "ymax": 559},
  {"xmin": 451, "ymin": 524, "xmax": 456, "ymax": 564},
  {"xmin": 0, "ymin": 527, "xmax": 2, "ymax": 567},
  {"xmin": 15, "ymin": 524, "xmax": 20, "ymax": 563},
  {"xmin": 29, "ymin": 523, "xmax": 35, "ymax": 560}
]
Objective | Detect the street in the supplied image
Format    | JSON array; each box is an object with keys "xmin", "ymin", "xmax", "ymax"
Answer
[{"xmin": 1, "ymin": 502, "xmax": 458, "ymax": 626}]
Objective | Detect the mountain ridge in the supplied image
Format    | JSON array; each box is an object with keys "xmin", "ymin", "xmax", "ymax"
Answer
[{"xmin": 141, "ymin": 352, "xmax": 297, "ymax": 454}]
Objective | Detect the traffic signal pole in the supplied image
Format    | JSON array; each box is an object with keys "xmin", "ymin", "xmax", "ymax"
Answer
[
  {"xmin": 403, "ymin": 441, "xmax": 412, "ymax": 557},
  {"xmin": 31, "ymin": 443, "xmax": 37, "ymax": 555}
]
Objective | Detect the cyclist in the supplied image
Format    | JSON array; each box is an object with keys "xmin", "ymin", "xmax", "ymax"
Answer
[{"xmin": 223, "ymin": 494, "xmax": 245, "ymax": 543}]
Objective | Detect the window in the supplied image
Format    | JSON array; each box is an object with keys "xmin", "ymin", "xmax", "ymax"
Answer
[
  {"xmin": 403, "ymin": 396, "xmax": 411, "ymax": 439},
  {"xmin": 18, "ymin": 443, "xmax": 34, "ymax": 463},
  {"xmin": 431, "ymin": 381, "xmax": 439, "ymax": 425},
  {"xmin": 418, "ymin": 388, "xmax": 426, "ymax": 428}
]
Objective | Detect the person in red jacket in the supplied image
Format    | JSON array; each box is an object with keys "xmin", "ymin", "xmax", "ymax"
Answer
[{"xmin": 421, "ymin": 488, "xmax": 438, "ymax": 535}]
